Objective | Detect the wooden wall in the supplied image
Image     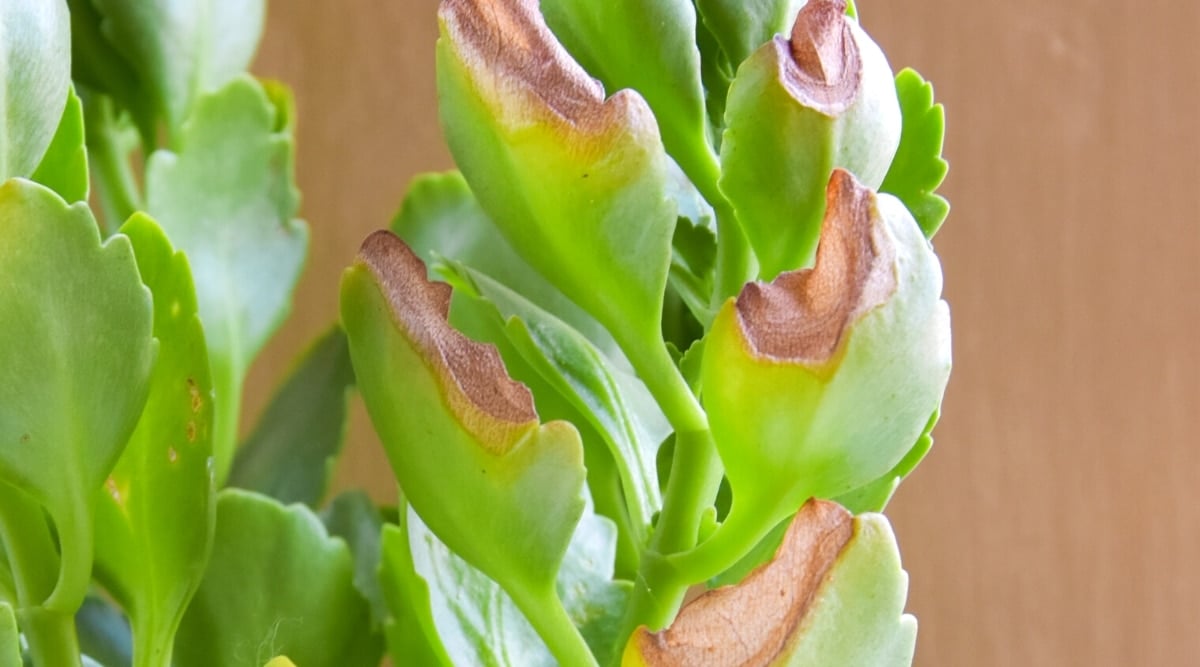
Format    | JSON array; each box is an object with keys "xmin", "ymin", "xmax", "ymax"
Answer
[{"xmin": 252, "ymin": 1, "xmax": 1200, "ymax": 664}]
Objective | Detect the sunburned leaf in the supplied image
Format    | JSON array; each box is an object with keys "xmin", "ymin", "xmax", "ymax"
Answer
[
  {"xmin": 229, "ymin": 327, "xmax": 355, "ymax": 507},
  {"xmin": 145, "ymin": 76, "xmax": 308, "ymax": 483},
  {"xmin": 626, "ymin": 500, "xmax": 916, "ymax": 667},
  {"xmin": 881, "ymin": 68, "xmax": 951, "ymax": 238},
  {"xmin": 0, "ymin": 180, "xmax": 155, "ymax": 613},
  {"xmin": 87, "ymin": 0, "xmax": 265, "ymax": 133},
  {"xmin": 540, "ymin": 0, "xmax": 721, "ymax": 201},
  {"xmin": 174, "ymin": 490, "xmax": 382, "ymax": 667},
  {"xmin": 392, "ymin": 170, "xmax": 622, "ymax": 363},
  {"xmin": 93, "ymin": 213, "xmax": 216, "ymax": 667},
  {"xmin": 30, "ymin": 85, "xmax": 88, "ymax": 203},
  {"xmin": 0, "ymin": 0, "xmax": 70, "ymax": 180},
  {"xmin": 439, "ymin": 262, "xmax": 666, "ymax": 557}
]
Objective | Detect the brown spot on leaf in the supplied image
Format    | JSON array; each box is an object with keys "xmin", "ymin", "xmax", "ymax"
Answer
[
  {"xmin": 187, "ymin": 377, "xmax": 202, "ymax": 413},
  {"xmin": 438, "ymin": 0, "xmax": 654, "ymax": 145},
  {"xmin": 776, "ymin": 0, "xmax": 862, "ymax": 114},
  {"xmin": 735, "ymin": 169, "xmax": 897, "ymax": 364},
  {"xmin": 631, "ymin": 499, "xmax": 854, "ymax": 666},
  {"xmin": 105, "ymin": 477, "xmax": 123, "ymax": 506},
  {"xmin": 19, "ymin": 433, "xmax": 29, "ymax": 444},
  {"xmin": 357, "ymin": 231, "xmax": 537, "ymax": 451},
  {"xmin": 186, "ymin": 420, "xmax": 196, "ymax": 443},
  {"xmin": 167, "ymin": 447, "xmax": 178, "ymax": 463}
]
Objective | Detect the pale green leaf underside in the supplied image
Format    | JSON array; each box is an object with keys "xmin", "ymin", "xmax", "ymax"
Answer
[
  {"xmin": 145, "ymin": 75, "xmax": 308, "ymax": 482},
  {"xmin": 30, "ymin": 85, "xmax": 88, "ymax": 203},
  {"xmin": 0, "ymin": 0, "xmax": 70, "ymax": 180}
]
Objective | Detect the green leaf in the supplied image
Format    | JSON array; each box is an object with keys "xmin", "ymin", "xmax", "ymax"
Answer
[
  {"xmin": 835, "ymin": 409, "xmax": 939, "ymax": 514},
  {"xmin": 382, "ymin": 498, "xmax": 628, "ymax": 666},
  {"xmin": 76, "ymin": 596, "xmax": 133, "ymax": 667},
  {"xmin": 228, "ymin": 327, "xmax": 354, "ymax": 507},
  {"xmin": 0, "ymin": 0, "xmax": 70, "ymax": 180},
  {"xmin": 65, "ymin": 0, "xmax": 155, "ymax": 144},
  {"xmin": 668, "ymin": 215, "xmax": 718, "ymax": 327},
  {"xmin": 174, "ymin": 490, "xmax": 381, "ymax": 667},
  {"xmin": 693, "ymin": 0, "xmax": 803, "ymax": 71},
  {"xmin": 440, "ymin": 262, "xmax": 666, "ymax": 551},
  {"xmin": 391, "ymin": 170, "xmax": 621, "ymax": 362},
  {"xmin": 0, "ymin": 602, "xmax": 17, "ymax": 666},
  {"xmin": 145, "ymin": 76, "xmax": 308, "ymax": 483},
  {"xmin": 880, "ymin": 68, "xmax": 951, "ymax": 238},
  {"xmin": 342, "ymin": 232, "xmax": 587, "ymax": 609},
  {"xmin": 30, "ymin": 86, "xmax": 88, "ymax": 203},
  {"xmin": 437, "ymin": 0, "xmax": 678, "ymax": 361},
  {"xmin": 378, "ymin": 517, "xmax": 453, "ymax": 667},
  {"xmin": 540, "ymin": 0, "xmax": 721, "ymax": 201},
  {"xmin": 86, "ymin": 0, "xmax": 265, "ymax": 133},
  {"xmin": 319, "ymin": 491, "xmax": 387, "ymax": 627},
  {"xmin": 0, "ymin": 542, "xmax": 13, "ymax": 604},
  {"xmin": 92, "ymin": 213, "xmax": 216, "ymax": 666},
  {"xmin": 0, "ymin": 179, "xmax": 156, "ymax": 613},
  {"xmin": 718, "ymin": 1, "xmax": 900, "ymax": 278}
]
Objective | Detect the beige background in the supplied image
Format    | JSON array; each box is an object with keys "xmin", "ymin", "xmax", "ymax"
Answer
[{"xmin": 250, "ymin": 1, "xmax": 1200, "ymax": 664}]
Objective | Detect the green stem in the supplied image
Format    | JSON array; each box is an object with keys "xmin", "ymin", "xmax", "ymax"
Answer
[
  {"xmin": 132, "ymin": 616, "xmax": 176, "ymax": 667},
  {"xmin": 620, "ymin": 336, "xmax": 706, "ymax": 435},
  {"xmin": 18, "ymin": 607, "xmax": 81, "ymax": 667},
  {"xmin": 510, "ymin": 585, "xmax": 598, "ymax": 667},
  {"xmin": 665, "ymin": 495, "xmax": 781, "ymax": 586},
  {"xmin": 87, "ymin": 97, "xmax": 143, "ymax": 231}
]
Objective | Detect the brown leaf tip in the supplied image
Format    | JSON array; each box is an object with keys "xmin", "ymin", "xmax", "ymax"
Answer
[
  {"xmin": 779, "ymin": 0, "xmax": 862, "ymax": 114},
  {"xmin": 735, "ymin": 169, "xmax": 897, "ymax": 365},
  {"xmin": 438, "ymin": 0, "xmax": 645, "ymax": 137},
  {"xmin": 634, "ymin": 499, "xmax": 854, "ymax": 666},
  {"xmin": 357, "ymin": 231, "xmax": 537, "ymax": 442}
]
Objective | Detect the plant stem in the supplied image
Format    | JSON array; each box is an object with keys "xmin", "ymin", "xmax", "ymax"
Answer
[
  {"xmin": 132, "ymin": 617, "xmax": 176, "ymax": 667},
  {"xmin": 19, "ymin": 606, "xmax": 82, "ymax": 667},
  {"xmin": 621, "ymin": 337, "xmax": 706, "ymax": 435},
  {"xmin": 510, "ymin": 585, "xmax": 598, "ymax": 667},
  {"xmin": 86, "ymin": 96, "xmax": 143, "ymax": 231}
]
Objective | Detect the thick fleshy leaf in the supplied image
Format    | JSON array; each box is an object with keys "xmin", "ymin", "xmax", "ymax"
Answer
[
  {"xmin": 319, "ymin": 491, "xmax": 388, "ymax": 627},
  {"xmin": 382, "ymin": 497, "xmax": 628, "ymax": 666},
  {"xmin": 719, "ymin": 0, "xmax": 900, "ymax": 279},
  {"xmin": 391, "ymin": 170, "xmax": 622, "ymax": 363},
  {"xmin": 0, "ymin": 0, "xmax": 70, "ymax": 180},
  {"xmin": 145, "ymin": 76, "xmax": 308, "ymax": 482},
  {"xmin": 880, "ymin": 68, "xmax": 950, "ymax": 238},
  {"xmin": 76, "ymin": 596, "xmax": 133, "ymax": 667},
  {"xmin": 86, "ymin": 0, "xmax": 265, "ymax": 133},
  {"xmin": 436, "ymin": 0, "xmax": 678, "ymax": 358},
  {"xmin": 341, "ymin": 231, "xmax": 586, "ymax": 607},
  {"xmin": 540, "ymin": 0, "xmax": 721, "ymax": 201},
  {"xmin": 228, "ymin": 327, "xmax": 354, "ymax": 507},
  {"xmin": 93, "ymin": 213, "xmax": 216, "ymax": 666},
  {"xmin": 439, "ymin": 262, "xmax": 667, "ymax": 551},
  {"xmin": 835, "ymin": 409, "xmax": 938, "ymax": 514},
  {"xmin": 681, "ymin": 171, "xmax": 949, "ymax": 584},
  {"xmin": 0, "ymin": 180, "xmax": 155, "ymax": 613},
  {"xmin": 626, "ymin": 500, "xmax": 916, "ymax": 666},
  {"xmin": 30, "ymin": 86, "xmax": 88, "ymax": 203},
  {"xmin": 174, "ymin": 490, "xmax": 381, "ymax": 667},
  {"xmin": 0, "ymin": 602, "xmax": 16, "ymax": 665}
]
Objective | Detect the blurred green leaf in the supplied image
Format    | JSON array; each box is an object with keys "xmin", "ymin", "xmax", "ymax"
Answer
[
  {"xmin": 145, "ymin": 76, "xmax": 308, "ymax": 483},
  {"xmin": 881, "ymin": 68, "xmax": 951, "ymax": 238},
  {"xmin": 86, "ymin": 0, "xmax": 265, "ymax": 134},
  {"xmin": 693, "ymin": 0, "xmax": 802, "ymax": 71},
  {"xmin": 75, "ymin": 596, "xmax": 132, "ymax": 667},
  {"xmin": 0, "ymin": 602, "xmax": 17, "ymax": 666},
  {"xmin": 229, "ymin": 327, "xmax": 354, "ymax": 507},
  {"xmin": 319, "ymin": 491, "xmax": 387, "ymax": 627},
  {"xmin": 175, "ymin": 490, "xmax": 381, "ymax": 667},
  {"xmin": 0, "ymin": 180, "xmax": 155, "ymax": 613},
  {"xmin": 30, "ymin": 86, "xmax": 88, "ymax": 203},
  {"xmin": 0, "ymin": 543, "xmax": 12, "ymax": 604},
  {"xmin": 93, "ymin": 213, "xmax": 216, "ymax": 666},
  {"xmin": 0, "ymin": 0, "xmax": 70, "ymax": 180}
]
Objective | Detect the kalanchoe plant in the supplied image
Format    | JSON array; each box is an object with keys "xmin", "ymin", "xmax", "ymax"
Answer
[{"xmin": 0, "ymin": 0, "xmax": 950, "ymax": 665}]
